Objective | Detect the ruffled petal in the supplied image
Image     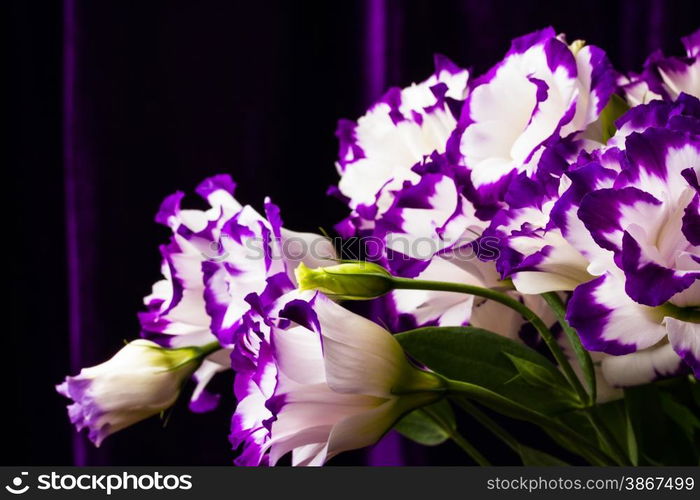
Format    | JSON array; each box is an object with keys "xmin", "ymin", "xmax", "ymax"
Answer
[
  {"xmin": 666, "ymin": 317, "xmax": 700, "ymax": 377},
  {"xmin": 601, "ymin": 343, "xmax": 685, "ymax": 387},
  {"xmin": 567, "ymin": 272, "xmax": 667, "ymax": 354}
]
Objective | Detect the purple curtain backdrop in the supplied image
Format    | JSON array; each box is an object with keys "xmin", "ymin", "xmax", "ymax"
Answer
[{"xmin": 8, "ymin": 0, "xmax": 698, "ymax": 466}]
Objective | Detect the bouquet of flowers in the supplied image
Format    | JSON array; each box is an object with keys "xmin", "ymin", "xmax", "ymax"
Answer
[{"xmin": 58, "ymin": 27, "xmax": 699, "ymax": 466}]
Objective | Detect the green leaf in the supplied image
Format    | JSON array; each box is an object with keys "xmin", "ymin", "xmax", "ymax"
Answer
[
  {"xmin": 625, "ymin": 385, "xmax": 664, "ymax": 464},
  {"xmin": 518, "ymin": 445, "xmax": 570, "ymax": 466},
  {"xmin": 395, "ymin": 326, "xmax": 581, "ymax": 416},
  {"xmin": 598, "ymin": 94, "xmax": 630, "ymax": 143},
  {"xmin": 541, "ymin": 292, "xmax": 596, "ymax": 402},
  {"xmin": 690, "ymin": 378, "xmax": 700, "ymax": 408},
  {"xmin": 394, "ymin": 400, "xmax": 456, "ymax": 446},
  {"xmin": 505, "ymin": 353, "xmax": 580, "ymax": 406},
  {"xmin": 660, "ymin": 392, "xmax": 700, "ymax": 439},
  {"xmin": 449, "ymin": 396, "xmax": 568, "ymax": 464},
  {"xmin": 625, "ymin": 384, "xmax": 698, "ymax": 465},
  {"xmin": 553, "ymin": 411, "xmax": 611, "ymax": 466},
  {"xmin": 595, "ymin": 399, "xmax": 638, "ymax": 465},
  {"xmin": 625, "ymin": 410, "xmax": 638, "ymax": 466}
]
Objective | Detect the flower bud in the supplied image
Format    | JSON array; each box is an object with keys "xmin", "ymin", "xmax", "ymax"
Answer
[
  {"xmin": 57, "ymin": 339, "xmax": 212, "ymax": 446},
  {"xmin": 294, "ymin": 261, "xmax": 395, "ymax": 300}
]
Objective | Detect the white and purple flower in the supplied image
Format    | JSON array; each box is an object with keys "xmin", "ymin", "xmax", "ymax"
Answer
[
  {"xmin": 486, "ymin": 95, "xmax": 700, "ymax": 297},
  {"xmin": 472, "ymin": 92, "xmax": 700, "ymax": 388},
  {"xmin": 361, "ymin": 154, "xmax": 556, "ymax": 337},
  {"xmin": 139, "ymin": 175, "xmax": 242, "ymax": 412},
  {"xmin": 480, "ymin": 142, "xmax": 596, "ymax": 296},
  {"xmin": 621, "ymin": 29, "xmax": 699, "ymax": 105},
  {"xmin": 334, "ymin": 55, "xmax": 469, "ymax": 235},
  {"xmin": 564, "ymin": 125, "xmax": 700, "ymax": 383},
  {"xmin": 140, "ymin": 174, "xmax": 335, "ymax": 412},
  {"xmin": 452, "ymin": 27, "xmax": 617, "ymax": 212},
  {"xmin": 230, "ymin": 283, "xmax": 443, "ymax": 466},
  {"xmin": 58, "ymin": 27, "xmax": 700, "ymax": 466}
]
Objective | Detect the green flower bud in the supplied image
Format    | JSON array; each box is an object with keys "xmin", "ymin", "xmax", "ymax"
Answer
[{"xmin": 295, "ymin": 261, "xmax": 395, "ymax": 300}]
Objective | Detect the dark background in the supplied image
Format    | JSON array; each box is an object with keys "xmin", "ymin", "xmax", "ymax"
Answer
[{"xmin": 7, "ymin": 0, "xmax": 698, "ymax": 465}]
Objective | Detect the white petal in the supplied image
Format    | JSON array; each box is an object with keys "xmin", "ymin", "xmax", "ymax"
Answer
[
  {"xmin": 325, "ymin": 395, "xmax": 432, "ymax": 462},
  {"xmin": 666, "ymin": 317, "xmax": 700, "ymax": 376},
  {"xmin": 272, "ymin": 325, "xmax": 326, "ymax": 386},
  {"xmin": 312, "ymin": 296, "xmax": 410, "ymax": 397},
  {"xmin": 601, "ymin": 343, "xmax": 683, "ymax": 387},
  {"xmin": 470, "ymin": 299, "xmax": 524, "ymax": 340},
  {"xmin": 513, "ymin": 271, "xmax": 581, "ymax": 294},
  {"xmin": 391, "ymin": 257, "xmax": 476, "ymax": 326},
  {"xmin": 291, "ymin": 443, "xmax": 328, "ymax": 467}
]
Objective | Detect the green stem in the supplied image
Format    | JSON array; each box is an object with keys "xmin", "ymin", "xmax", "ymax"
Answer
[
  {"xmin": 540, "ymin": 293, "xmax": 630, "ymax": 465},
  {"xmin": 452, "ymin": 397, "xmax": 604, "ymax": 465},
  {"xmin": 586, "ymin": 406, "xmax": 632, "ymax": 466},
  {"xmin": 443, "ymin": 378, "xmax": 617, "ymax": 466},
  {"xmin": 450, "ymin": 397, "xmax": 521, "ymax": 454},
  {"xmin": 393, "ymin": 278, "xmax": 589, "ymax": 406},
  {"xmin": 541, "ymin": 292, "xmax": 596, "ymax": 403},
  {"xmin": 166, "ymin": 341, "xmax": 223, "ymax": 375},
  {"xmin": 421, "ymin": 406, "xmax": 491, "ymax": 466},
  {"xmin": 660, "ymin": 302, "xmax": 700, "ymax": 323}
]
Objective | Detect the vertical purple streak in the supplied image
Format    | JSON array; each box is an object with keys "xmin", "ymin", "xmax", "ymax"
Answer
[
  {"xmin": 619, "ymin": 0, "xmax": 666, "ymax": 71},
  {"xmin": 619, "ymin": 0, "xmax": 640, "ymax": 70},
  {"xmin": 368, "ymin": 431, "xmax": 405, "ymax": 466},
  {"xmin": 365, "ymin": 0, "xmax": 386, "ymax": 103},
  {"xmin": 63, "ymin": 0, "xmax": 86, "ymax": 466},
  {"xmin": 363, "ymin": 0, "xmax": 406, "ymax": 455},
  {"xmin": 647, "ymin": 0, "xmax": 665, "ymax": 53}
]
